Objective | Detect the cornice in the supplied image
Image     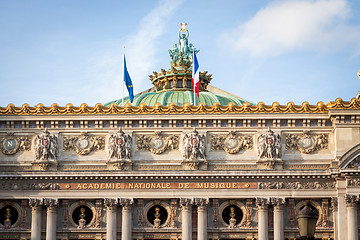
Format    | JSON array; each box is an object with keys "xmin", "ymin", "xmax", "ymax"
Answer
[
  {"xmin": 1, "ymin": 98, "xmax": 360, "ymax": 116},
  {"xmin": 0, "ymin": 171, "xmax": 333, "ymax": 180}
]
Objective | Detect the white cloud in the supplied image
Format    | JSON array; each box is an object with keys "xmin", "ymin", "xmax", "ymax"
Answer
[
  {"xmin": 85, "ymin": 0, "xmax": 184, "ymax": 104},
  {"xmin": 220, "ymin": 0, "xmax": 360, "ymax": 57}
]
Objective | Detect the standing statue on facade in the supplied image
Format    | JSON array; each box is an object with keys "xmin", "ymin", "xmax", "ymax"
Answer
[
  {"xmin": 257, "ymin": 128, "xmax": 281, "ymax": 159},
  {"xmin": 33, "ymin": 129, "xmax": 58, "ymax": 161}
]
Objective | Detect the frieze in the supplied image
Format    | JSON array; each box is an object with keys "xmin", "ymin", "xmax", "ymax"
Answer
[
  {"xmin": 258, "ymin": 181, "xmax": 335, "ymax": 189},
  {"xmin": 63, "ymin": 133, "xmax": 104, "ymax": 155},
  {"xmin": 58, "ymin": 182, "xmax": 257, "ymax": 190},
  {"xmin": 0, "ymin": 134, "xmax": 31, "ymax": 155},
  {"xmin": 0, "ymin": 182, "xmax": 59, "ymax": 190},
  {"xmin": 210, "ymin": 131, "xmax": 253, "ymax": 154},
  {"xmin": 285, "ymin": 131, "xmax": 328, "ymax": 154},
  {"xmin": 348, "ymin": 178, "xmax": 360, "ymax": 186},
  {"xmin": 136, "ymin": 132, "xmax": 179, "ymax": 154}
]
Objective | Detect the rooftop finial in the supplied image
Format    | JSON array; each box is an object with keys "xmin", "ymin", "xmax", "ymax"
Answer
[{"xmin": 169, "ymin": 23, "xmax": 199, "ymax": 68}]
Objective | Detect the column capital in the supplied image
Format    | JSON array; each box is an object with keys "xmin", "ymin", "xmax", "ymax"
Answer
[
  {"xmin": 256, "ymin": 198, "xmax": 270, "ymax": 210},
  {"xmin": 44, "ymin": 198, "xmax": 58, "ymax": 212},
  {"xmin": 271, "ymin": 197, "xmax": 285, "ymax": 210},
  {"xmin": 119, "ymin": 198, "xmax": 133, "ymax": 210},
  {"xmin": 345, "ymin": 194, "xmax": 359, "ymax": 207},
  {"xmin": 104, "ymin": 198, "xmax": 118, "ymax": 210},
  {"xmin": 29, "ymin": 198, "xmax": 43, "ymax": 211},
  {"xmin": 180, "ymin": 198, "xmax": 193, "ymax": 210},
  {"xmin": 194, "ymin": 198, "xmax": 209, "ymax": 210}
]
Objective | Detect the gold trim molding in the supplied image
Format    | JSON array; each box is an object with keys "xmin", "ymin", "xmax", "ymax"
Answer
[{"xmin": 1, "ymin": 98, "xmax": 359, "ymax": 115}]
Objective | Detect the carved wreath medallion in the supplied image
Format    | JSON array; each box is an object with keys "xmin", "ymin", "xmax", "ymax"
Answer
[
  {"xmin": 211, "ymin": 131, "xmax": 253, "ymax": 154},
  {"xmin": 136, "ymin": 132, "xmax": 179, "ymax": 154},
  {"xmin": 0, "ymin": 134, "xmax": 31, "ymax": 155},
  {"xmin": 63, "ymin": 133, "xmax": 105, "ymax": 155},
  {"xmin": 223, "ymin": 132, "xmax": 242, "ymax": 154},
  {"xmin": 285, "ymin": 131, "xmax": 328, "ymax": 154},
  {"xmin": 297, "ymin": 134, "xmax": 316, "ymax": 154},
  {"xmin": 1, "ymin": 135, "xmax": 19, "ymax": 155},
  {"xmin": 149, "ymin": 134, "xmax": 167, "ymax": 154}
]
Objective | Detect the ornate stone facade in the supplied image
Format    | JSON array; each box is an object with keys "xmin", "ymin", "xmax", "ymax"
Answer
[{"xmin": 1, "ymin": 25, "xmax": 360, "ymax": 240}]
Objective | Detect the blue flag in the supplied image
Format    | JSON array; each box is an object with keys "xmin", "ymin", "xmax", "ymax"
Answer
[{"xmin": 124, "ymin": 55, "xmax": 134, "ymax": 103}]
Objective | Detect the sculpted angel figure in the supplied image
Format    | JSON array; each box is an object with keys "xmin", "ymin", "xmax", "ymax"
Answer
[
  {"xmin": 257, "ymin": 129, "xmax": 281, "ymax": 159},
  {"xmin": 182, "ymin": 133, "xmax": 191, "ymax": 160},
  {"xmin": 257, "ymin": 134, "xmax": 266, "ymax": 158},
  {"xmin": 34, "ymin": 129, "xmax": 57, "ymax": 161},
  {"xmin": 198, "ymin": 135, "xmax": 206, "ymax": 159},
  {"xmin": 125, "ymin": 135, "xmax": 132, "ymax": 160},
  {"xmin": 182, "ymin": 130, "xmax": 206, "ymax": 160},
  {"xmin": 107, "ymin": 130, "xmax": 132, "ymax": 161}
]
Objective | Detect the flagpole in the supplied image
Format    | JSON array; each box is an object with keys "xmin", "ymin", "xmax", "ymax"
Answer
[
  {"xmin": 122, "ymin": 46, "xmax": 125, "ymax": 107},
  {"xmin": 193, "ymin": 49, "xmax": 196, "ymax": 106}
]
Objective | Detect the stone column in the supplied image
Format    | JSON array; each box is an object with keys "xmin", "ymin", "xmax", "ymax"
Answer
[
  {"xmin": 29, "ymin": 199, "xmax": 43, "ymax": 240},
  {"xmin": 44, "ymin": 199, "xmax": 58, "ymax": 240},
  {"xmin": 180, "ymin": 198, "xmax": 193, "ymax": 240},
  {"xmin": 105, "ymin": 198, "xmax": 118, "ymax": 240},
  {"xmin": 195, "ymin": 198, "xmax": 208, "ymax": 240},
  {"xmin": 120, "ymin": 198, "xmax": 133, "ymax": 240},
  {"xmin": 271, "ymin": 198, "xmax": 285, "ymax": 240},
  {"xmin": 256, "ymin": 198, "xmax": 269, "ymax": 240},
  {"xmin": 345, "ymin": 194, "xmax": 359, "ymax": 240}
]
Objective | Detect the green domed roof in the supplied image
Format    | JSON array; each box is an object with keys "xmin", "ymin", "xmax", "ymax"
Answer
[
  {"xmin": 105, "ymin": 26, "xmax": 254, "ymax": 107},
  {"xmin": 104, "ymin": 90, "xmax": 252, "ymax": 107}
]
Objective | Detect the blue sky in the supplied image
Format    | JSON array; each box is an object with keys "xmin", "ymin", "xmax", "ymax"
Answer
[{"xmin": 1, "ymin": 0, "xmax": 360, "ymax": 106}]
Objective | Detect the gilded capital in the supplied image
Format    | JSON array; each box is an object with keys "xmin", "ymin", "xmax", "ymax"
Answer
[
  {"xmin": 180, "ymin": 198, "xmax": 193, "ymax": 210},
  {"xmin": 271, "ymin": 197, "xmax": 285, "ymax": 210},
  {"xmin": 256, "ymin": 198, "xmax": 269, "ymax": 210},
  {"xmin": 345, "ymin": 194, "xmax": 359, "ymax": 207},
  {"xmin": 104, "ymin": 198, "xmax": 118, "ymax": 211},
  {"xmin": 119, "ymin": 198, "xmax": 133, "ymax": 210}
]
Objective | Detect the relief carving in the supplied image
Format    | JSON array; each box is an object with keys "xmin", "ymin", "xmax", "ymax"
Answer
[
  {"xmin": 210, "ymin": 131, "xmax": 253, "ymax": 154},
  {"xmin": 0, "ymin": 134, "xmax": 31, "ymax": 155},
  {"xmin": 259, "ymin": 181, "xmax": 335, "ymax": 189},
  {"xmin": 94, "ymin": 200, "xmax": 103, "ymax": 228},
  {"xmin": 182, "ymin": 129, "xmax": 207, "ymax": 170},
  {"xmin": 136, "ymin": 132, "xmax": 179, "ymax": 154},
  {"xmin": 108, "ymin": 129, "xmax": 132, "ymax": 161},
  {"xmin": 170, "ymin": 199, "xmax": 177, "ymax": 228},
  {"xmin": 33, "ymin": 129, "xmax": 58, "ymax": 161},
  {"xmin": 63, "ymin": 132, "xmax": 104, "ymax": 155},
  {"xmin": 257, "ymin": 128, "xmax": 281, "ymax": 160},
  {"xmin": 348, "ymin": 178, "xmax": 360, "ymax": 186},
  {"xmin": 0, "ymin": 182, "xmax": 58, "ymax": 190},
  {"xmin": 107, "ymin": 129, "xmax": 132, "ymax": 170},
  {"xmin": 285, "ymin": 131, "xmax": 328, "ymax": 154}
]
